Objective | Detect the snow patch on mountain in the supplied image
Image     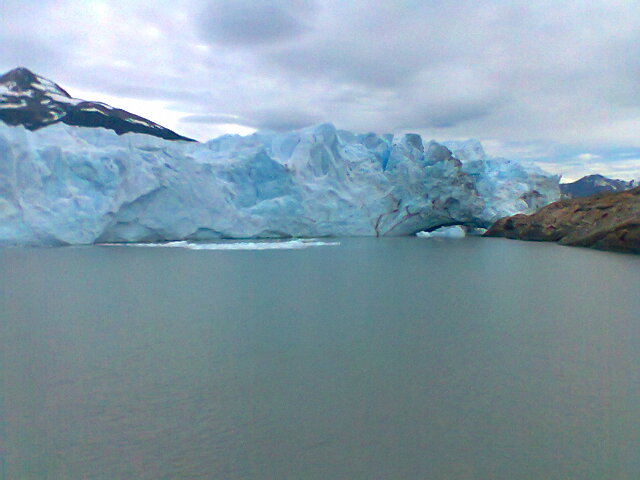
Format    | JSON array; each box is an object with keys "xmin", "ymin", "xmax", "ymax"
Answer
[{"xmin": 0, "ymin": 67, "xmax": 194, "ymax": 141}]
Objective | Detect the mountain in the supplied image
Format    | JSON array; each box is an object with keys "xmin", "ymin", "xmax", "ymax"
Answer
[
  {"xmin": 0, "ymin": 121, "xmax": 559, "ymax": 246},
  {"xmin": 485, "ymin": 187, "xmax": 640, "ymax": 254},
  {"xmin": 0, "ymin": 67, "xmax": 194, "ymax": 141},
  {"xmin": 560, "ymin": 174, "xmax": 635, "ymax": 198}
]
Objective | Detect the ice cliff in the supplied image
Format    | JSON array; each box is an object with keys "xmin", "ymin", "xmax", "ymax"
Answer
[{"xmin": 0, "ymin": 122, "xmax": 560, "ymax": 246}]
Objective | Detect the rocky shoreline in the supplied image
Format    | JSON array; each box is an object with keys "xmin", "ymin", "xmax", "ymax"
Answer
[{"xmin": 485, "ymin": 187, "xmax": 640, "ymax": 254}]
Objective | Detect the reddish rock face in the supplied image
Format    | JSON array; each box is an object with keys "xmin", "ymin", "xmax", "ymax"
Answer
[
  {"xmin": 0, "ymin": 67, "xmax": 195, "ymax": 142},
  {"xmin": 485, "ymin": 187, "xmax": 640, "ymax": 254}
]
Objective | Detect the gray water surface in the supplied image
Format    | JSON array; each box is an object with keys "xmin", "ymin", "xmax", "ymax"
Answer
[{"xmin": 1, "ymin": 237, "xmax": 639, "ymax": 479}]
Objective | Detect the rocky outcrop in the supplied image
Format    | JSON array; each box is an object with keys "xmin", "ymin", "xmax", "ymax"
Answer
[
  {"xmin": 0, "ymin": 67, "xmax": 194, "ymax": 142},
  {"xmin": 560, "ymin": 174, "xmax": 635, "ymax": 198},
  {"xmin": 485, "ymin": 187, "xmax": 640, "ymax": 253}
]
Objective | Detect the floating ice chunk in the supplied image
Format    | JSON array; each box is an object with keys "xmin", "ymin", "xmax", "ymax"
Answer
[
  {"xmin": 466, "ymin": 227, "xmax": 488, "ymax": 236},
  {"xmin": 416, "ymin": 225, "xmax": 467, "ymax": 239},
  {"xmin": 100, "ymin": 239, "xmax": 340, "ymax": 250}
]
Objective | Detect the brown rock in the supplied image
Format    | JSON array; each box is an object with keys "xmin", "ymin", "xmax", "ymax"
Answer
[{"xmin": 484, "ymin": 187, "xmax": 640, "ymax": 254}]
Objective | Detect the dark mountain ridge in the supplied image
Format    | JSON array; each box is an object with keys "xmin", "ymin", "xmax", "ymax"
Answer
[
  {"xmin": 0, "ymin": 67, "xmax": 194, "ymax": 141},
  {"xmin": 560, "ymin": 174, "xmax": 634, "ymax": 198}
]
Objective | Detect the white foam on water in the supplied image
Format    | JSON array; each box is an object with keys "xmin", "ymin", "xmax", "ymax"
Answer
[{"xmin": 99, "ymin": 239, "xmax": 340, "ymax": 250}]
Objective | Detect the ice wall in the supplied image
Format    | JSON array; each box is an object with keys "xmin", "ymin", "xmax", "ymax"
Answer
[{"xmin": 0, "ymin": 122, "xmax": 560, "ymax": 245}]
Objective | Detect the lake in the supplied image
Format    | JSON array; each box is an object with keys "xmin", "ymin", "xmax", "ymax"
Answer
[{"xmin": 1, "ymin": 237, "xmax": 639, "ymax": 479}]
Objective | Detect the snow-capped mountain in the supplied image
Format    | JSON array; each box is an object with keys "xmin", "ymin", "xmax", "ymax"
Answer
[
  {"xmin": 0, "ymin": 67, "xmax": 194, "ymax": 141},
  {"xmin": 560, "ymin": 174, "xmax": 635, "ymax": 198},
  {"xmin": 0, "ymin": 121, "xmax": 560, "ymax": 246}
]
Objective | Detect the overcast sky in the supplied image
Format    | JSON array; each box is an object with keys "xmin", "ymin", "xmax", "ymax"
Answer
[{"xmin": 2, "ymin": 0, "xmax": 639, "ymax": 180}]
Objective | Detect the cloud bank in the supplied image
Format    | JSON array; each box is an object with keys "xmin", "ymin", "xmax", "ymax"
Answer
[{"xmin": 1, "ymin": 0, "xmax": 639, "ymax": 180}]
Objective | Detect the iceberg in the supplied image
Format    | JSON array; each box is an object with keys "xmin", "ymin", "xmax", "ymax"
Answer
[
  {"xmin": 0, "ymin": 122, "xmax": 560, "ymax": 246},
  {"xmin": 416, "ymin": 225, "xmax": 467, "ymax": 239}
]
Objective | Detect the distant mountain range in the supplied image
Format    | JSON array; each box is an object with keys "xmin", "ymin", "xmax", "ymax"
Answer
[
  {"xmin": 0, "ymin": 67, "xmax": 194, "ymax": 141},
  {"xmin": 560, "ymin": 174, "xmax": 635, "ymax": 198}
]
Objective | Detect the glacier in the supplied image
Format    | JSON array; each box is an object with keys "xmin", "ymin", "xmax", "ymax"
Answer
[{"xmin": 0, "ymin": 122, "xmax": 560, "ymax": 246}]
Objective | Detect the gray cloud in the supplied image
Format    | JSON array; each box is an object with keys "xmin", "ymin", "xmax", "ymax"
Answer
[
  {"xmin": 422, "ymin": 103, "xmax": 495, "ymax": 129},
  {"xmin": 0, "ymin": 36, "xmax": 61, "ymax": 74},
  {"xmin": 1, "ymin": 0, "xmax": 640, "ymax": 180},
  {"xmin": 182, "ymin": 107, "xmax": 322, "ymax": 131},
  {"xmin": 181, "ymin": 114, "xmax": 244, "ymax": 124},
  {"xmin": 250, "ymin": 110, "xmax": 322, "ymax": 131},
  {"xmin": 197, "ymin": 0, "xmax": 316, "ymax": 47},
  {"xmin": 268, "ymin": 45, "xmax": 421, "ymax": 88}
]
